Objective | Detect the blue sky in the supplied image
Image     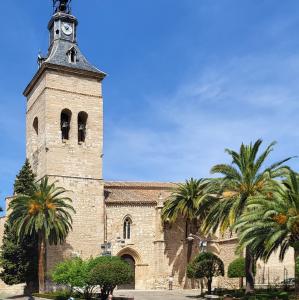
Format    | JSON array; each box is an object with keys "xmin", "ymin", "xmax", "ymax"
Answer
[{"xmin": 1, "ymin": 0, "xmax": 299, "ymax": 212}]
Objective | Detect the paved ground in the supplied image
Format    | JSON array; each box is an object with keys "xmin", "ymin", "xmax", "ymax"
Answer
[
  {"xmin": 115, "ymin": 290, "xmax": 204, "ymax": 300},
  {"xmin": 114, "ymin": 290, "xmax": 203, "ymax": 300},
  {"xmin": 0, "ymin": 290, "xmax": 203, "ymax": 300}
]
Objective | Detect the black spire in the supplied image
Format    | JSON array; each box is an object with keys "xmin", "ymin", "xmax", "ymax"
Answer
[{"xmin": 53, "ymin": 0, "xmax": 72, "ymax": 14}]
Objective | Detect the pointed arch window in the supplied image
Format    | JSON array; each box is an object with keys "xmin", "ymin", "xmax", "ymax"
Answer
[
  {"xmin": 123, "ymin": 217, "xmax": 132, "ymax": 240},
  {"xmin": 61, "ymin": 109, "xmax": 72, "ymax": 141},
  {"xmin": 78, "ymin": 111, "xmax": 88, "ymax": 143}
]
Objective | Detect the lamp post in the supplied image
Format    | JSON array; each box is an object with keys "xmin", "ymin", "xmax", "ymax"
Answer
[
  {"xmin": 187, "ymin": 233, "xmax": 208, "ymax": 252},
  {"xmin": 101, "ymin": 237, "xmax": 126, "ymax": 256}
]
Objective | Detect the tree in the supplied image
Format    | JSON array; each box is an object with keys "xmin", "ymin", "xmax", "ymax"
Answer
[
  {"xmin": 52, "ymin": 256, "xmax": 133, "ymax": 300},
  {"xmin": 228, "ymin": 258, "xmax": 246, "ymax": 288},
  {"xmin": 236, "ymin": 170, "xmax": 299, "ymax": 296},
  {"xmin": 162, "ymin": 179, "xmax": 212, "ymax": 262},
  {"xmin": 8, "ymin": 176, "xmax": 75, "ymax": 292},
  {"xmin": 201, "ymin": 139, "xmax": 292, "ymax": 294},
  {"xmin": 89, "ymin": 256, "xmax": 133, "ymax": 300},
  {"xmin": 187, "ymin": 252, "xmax": 224, "ymax": 294},
  {"xmin": 52, "ymin": 257, "xmax": 93, "ymax": 298},
  {"xmin": 0, "ymin": 160, "xmax": 38, "ymax": 290},
  {"xmin": 14, "ymin": 159, "xmax": 36, "ymax": 195}
]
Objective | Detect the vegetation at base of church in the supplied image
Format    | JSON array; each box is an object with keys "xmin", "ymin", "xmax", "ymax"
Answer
[
  {"xmin": 199, "ymin": 140, "xmax": 292, "ymax": 294},
  {"xmin": 187, "ymin": 252, "xmax": 224, "ymax": 294},
  {"xmin": 8, "ymin": 176, "xmax": 75, "ymax": 293},
  {"xmin": 0, "ymin": 160, "xmax": 38, "ymax": 289},
  {"xmin": 228, "ymin": 257, "xmax": 246, "ymax": 278},
  {"xmin": 32, "ymin": 290, "xmax": 76, "ymax": 300},
  {"xmin": 228, "ymin": 258, "xmax": 246, "ymax": 288},
  {"xmin": 236, "ymin": 170, "xmax": 299, "ymax": 295},
  {"xmin": 89, "ymin": 256, "xmax": 133, "ymax": 300},
  {"xmin": 51, "ymin": 256, "xmax": 133, "ymax": 300}
]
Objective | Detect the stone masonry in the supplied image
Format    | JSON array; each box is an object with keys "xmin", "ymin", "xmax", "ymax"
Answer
[{"xmin": 0, "ymin": 4, "xmax": 295, "ymax": 293}]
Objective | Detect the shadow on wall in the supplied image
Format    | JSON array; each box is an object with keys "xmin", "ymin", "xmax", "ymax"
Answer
[
  {"xmin": 164, "ymin": 217, "xmax": 200, "ymax": 288},
  {"xmin": 46, "ymin": 242, "xmax": 74, "ymax": 291}
]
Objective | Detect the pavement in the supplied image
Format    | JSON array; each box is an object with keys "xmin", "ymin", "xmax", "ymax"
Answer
[{"xmin": 0, "ymin": 290, "xmax": 204, "ymax": 300}]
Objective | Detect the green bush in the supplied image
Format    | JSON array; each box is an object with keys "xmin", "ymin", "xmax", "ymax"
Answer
[
  {"xmin": 51, "ymin": 256, "xmax": 133, "ymax": 300},
  {"xmin": 228, "ymin": 257, "xmax": 245, "ymax": 278},
  {"xmin": 187, "ymin": 252, "xmax": 224, "ymax": 294},
  {"xmin": 32, "ymin": 290, "xmax": 73, "ymax": 300},
  {"xmin": 89, "ymin": 256, "xmax": 133, "ymax": 300}
]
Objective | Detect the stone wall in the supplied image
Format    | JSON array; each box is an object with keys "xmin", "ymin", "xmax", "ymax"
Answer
[
  {"xmin": 25, "ymin": 68, "xmax": 105, "ymax": 288},
  {"xmin": 105, "ymin": 189, "xmax": 200, "ymax": 290}
]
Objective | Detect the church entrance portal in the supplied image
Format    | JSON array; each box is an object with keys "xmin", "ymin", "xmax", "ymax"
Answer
[{"xmin": 119, "ymin": 254, "xmax": 135, "ymax": 290}]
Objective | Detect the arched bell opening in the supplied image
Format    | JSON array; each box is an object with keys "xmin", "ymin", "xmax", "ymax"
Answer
[
  {"xmin": 78, "ymin": 111, "xmax": 88, "ymax": 143},
  {"xmin": 61, "ymin": 109, "xmax": 72, "ymax": 141}
]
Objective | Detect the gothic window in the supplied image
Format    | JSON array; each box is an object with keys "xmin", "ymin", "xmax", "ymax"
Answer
[
  {"xmin": 33, "ymin": 117, "xmax": 38, "ymax": 135},
  {"xmin": 78, "ymin": 111, "xmax": 88, "ymax": 143},
  {"xmin": 123, "ymin": 217, "xmax": 132, "ymax": 240},
  {"xmin": 67, "ymin": 47, "xmax": 77, "ymax": 64},
  {"xmin": 61, "ymin": 109, "xmax": 72, "ymax": 141}
]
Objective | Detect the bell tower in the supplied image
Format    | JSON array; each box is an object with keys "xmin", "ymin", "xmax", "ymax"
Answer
[{"xmin": 24, "ymin": 0, "xmax": 106, "ymax": 278}]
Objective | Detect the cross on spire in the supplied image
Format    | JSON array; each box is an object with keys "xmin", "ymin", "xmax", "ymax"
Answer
[{"xmin": 53, "ymin": 0, "xmax": 72, "ymax": 14}]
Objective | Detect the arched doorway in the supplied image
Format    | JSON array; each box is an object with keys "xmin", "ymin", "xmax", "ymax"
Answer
[{"xmin": 119, "ymin": 254, "xmax": 135, "ymax": 290}]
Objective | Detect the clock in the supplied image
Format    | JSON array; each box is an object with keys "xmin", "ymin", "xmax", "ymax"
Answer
[{"xmin": 62, "ymin": 23, "xmax": 73, "ymax": 36}]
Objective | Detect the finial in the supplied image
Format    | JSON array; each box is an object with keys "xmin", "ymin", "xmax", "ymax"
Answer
[{"xmin": 53, "ymin": 0, "xmax": 72, "ymax": 14}]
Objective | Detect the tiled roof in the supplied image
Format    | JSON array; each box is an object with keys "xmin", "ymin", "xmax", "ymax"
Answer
[{"xmin": 104, "ymin": 181, "xmax": 177, "ymax": 205}]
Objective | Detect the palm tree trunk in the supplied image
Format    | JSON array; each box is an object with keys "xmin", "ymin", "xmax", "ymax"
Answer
[
  {"xmin": 38, "ymin": 231, "xmax": 46, "ymax": 293},
  {"xmin": 245, "ymin": 247, "xmax": 255, "ymax": 294},
  {"xmin": 207, "ymin": 278, "xmax": 212, "ymax": 294},
  {"xmin": 294, "ymin": 246, "xmax": 299, "ymax": 296}
]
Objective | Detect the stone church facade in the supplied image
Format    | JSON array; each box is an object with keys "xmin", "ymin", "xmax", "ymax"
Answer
[{"xmin": 0, "ymin": 2, "xmax": 295, "ymax": 293}]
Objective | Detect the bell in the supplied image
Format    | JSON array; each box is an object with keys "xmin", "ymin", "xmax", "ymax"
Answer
[
  {"xmin": 62, "ymin": 121, "xmax": 69, "ymax": 128},
  {"xmin": 79, "ymin": 124, "xmax": 85, "ymax": 131}
]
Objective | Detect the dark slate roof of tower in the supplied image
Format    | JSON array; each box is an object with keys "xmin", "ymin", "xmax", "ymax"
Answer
[{"xmin": 45, "ymin": 39, "xmax": 104, "ymax": 75}]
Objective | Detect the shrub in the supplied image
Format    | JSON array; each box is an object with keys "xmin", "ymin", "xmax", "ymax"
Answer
[
  {"xmin": 32, "ymin": 290, "xmax": 73, "ymax": 300},
  {"xmin": 51, "ymin": 256, "xmax": 133, "ymax": 300},
  {"xmin": 228, "ymin": 257, "xmax": 245, "ymax": 278},
  {"xmin": 89, "ymin": 256, "xmax": 133, "ymax": 300},
  {"xmin": 187, "ymin": 252, "xmax": 224, "ymax": 294}
]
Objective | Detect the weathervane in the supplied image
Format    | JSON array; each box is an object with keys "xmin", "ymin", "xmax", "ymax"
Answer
[{"xmin": 53, "ymin": 0, "xmax": 72, "ymax": 14}]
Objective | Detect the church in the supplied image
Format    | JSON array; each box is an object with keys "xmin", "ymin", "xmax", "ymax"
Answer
[{"xmin": 0, "ymin": 1, "xmax": 295, "ymax": 293}]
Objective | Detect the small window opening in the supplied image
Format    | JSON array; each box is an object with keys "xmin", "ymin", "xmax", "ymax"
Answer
[
  {"xmin": 33, "ymin": 117, "xmax": 38, "ymax": 135},
  {"xmin": 67, "ymin": 47, "xmax": 77, "ymax": 64},
  {"xmin": 123, "ymin": 217, "xmax": 132, "ymax": 240},
  {"xmin": 56, "ymin": 29, "xmax": 60, "ymax": 35},
  {"xmin": 61, "ymin": 109, "xmax": 72, "ymax": 141},
  {"xmin": 78, "ymin": 112, "xmax": 88, "ymax": 143}
]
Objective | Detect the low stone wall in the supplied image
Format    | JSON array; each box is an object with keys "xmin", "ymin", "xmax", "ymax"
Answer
[{"xmin": 0, "ymin": 282, "xmax": 25, "ymax": 297}]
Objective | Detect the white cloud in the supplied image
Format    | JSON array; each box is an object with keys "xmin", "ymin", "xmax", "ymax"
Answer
[{"xmin": 104, "ymin": 53, "xmax": 299, "ymax": 181}]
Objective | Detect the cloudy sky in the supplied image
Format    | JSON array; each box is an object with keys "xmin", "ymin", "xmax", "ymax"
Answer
[{"xmin": 1, "ymin": 0, "xmax": 299, "ymax": 212}]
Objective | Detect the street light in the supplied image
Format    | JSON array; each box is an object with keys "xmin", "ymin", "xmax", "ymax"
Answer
[
  {"xmin": 101, "ymin": 237, "xmax": 126, "ymax": 256},
  {"xmin": 187, "ymin": 233, "xmax": 208, "ymax": 252}
]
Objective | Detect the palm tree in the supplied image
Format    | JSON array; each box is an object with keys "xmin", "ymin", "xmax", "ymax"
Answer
[
  {"xmin": 236, "ymin": 170, "xmax": 299, "ymax": 295},
  {"xmin": 8, "ymin": 176, "xmax": 75, "ymax": 292},
  {"xmin": 162, "ymin": 178, "xmax": 212, "ymax": 287},
  {"xmin": 201, "ymin": 139, "xmax": 292, "ymax": 294}
]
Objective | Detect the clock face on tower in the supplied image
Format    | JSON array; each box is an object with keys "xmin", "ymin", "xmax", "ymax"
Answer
[{"xmin": 62, "ymin": 23, "xmax": 73, "ymax": 35}]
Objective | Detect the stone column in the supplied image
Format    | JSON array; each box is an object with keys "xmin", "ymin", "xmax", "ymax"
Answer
[{"xmin": 153, "ymin": 193, "xmax": 167, "ymax": 289}]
